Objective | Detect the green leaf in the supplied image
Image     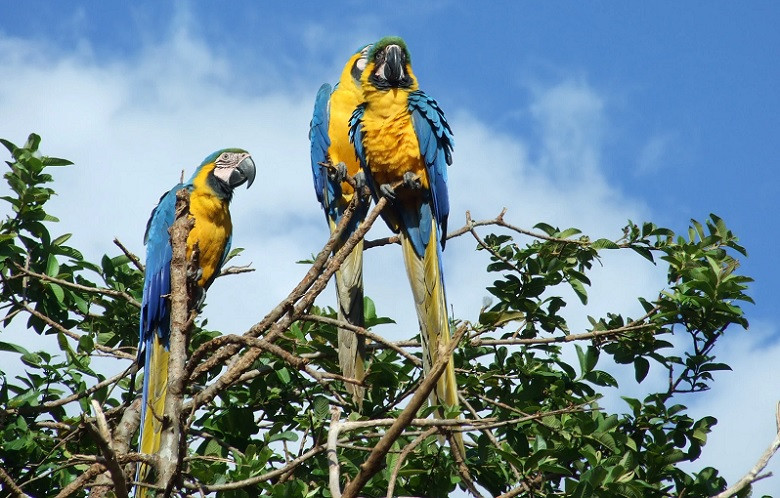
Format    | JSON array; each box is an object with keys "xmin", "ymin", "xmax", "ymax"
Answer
[
  {"xmin": 51, "ymin": 233, "xmax": 72, "ymax": 246},
  {"xmin": 592, "ymin": 238, "xmax": 619, "ymax": 250},
  {"xmin": 78, "ymin": 335, "xmax": 94, "ymax": 353},
  {"xmin": 634, "ymin": 357, "xmax": 650, "ymax": 383},
  {"xmin": 569, "ymin": 277, "xmax": 588, "ymax": 304},
  {"xmin": 576, "ymin": 345, "xmax": 599, "ymax": 375},
  {"xmin": 631, "ymin": 246, "xmax": 655, "ymax": 263},
  {"xmin": 48, "ymin": 282, "xmax": 65, "ymax": 302},
  {"xmin": 46, "ymin": 254, "xmax": 60, "ymax": 276},
  {"xmin": 269, "ymin": 431, "xmax": 299, "ymax": 443},
  {"xmin": 558, "ymin": 227, "xmax": 582, "ymax": 239},
  {"xmin": 276, "ymin": 367, "xmax": 291, "ymax": 384},
  {"xmin": 0, "ymin": 341, "xmax": 31, "ymax": 355}
]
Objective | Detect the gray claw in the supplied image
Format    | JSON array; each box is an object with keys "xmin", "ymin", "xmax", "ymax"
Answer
[
  {"xmin": 354, "ymin": 171, "xmax": 372, "ymax": 199},
  {"xmin": 187, "ymin": 267, "xmax": 204, "ymax": 282},
  {"xmin": 354, "ymin": 171, "xmax": 368, "ymax": 191},
  {"xmin": 403, "ymin": 172, "xmax": 422, "ymax": 189},
  {"xmin": 328, "ymin": 162, "xmax": 348, "ymax": 182},
  {"xmin": 380, "ymin": 183, "xmax": 397, "ymax": 200}
]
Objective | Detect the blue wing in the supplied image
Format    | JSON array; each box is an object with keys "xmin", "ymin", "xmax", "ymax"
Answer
[
  {"xmin": 309, "ymin": 83, "xmax": 333, "ymax": 209},
  {"xmin": 138, "ymin": 185, "xmax": 182, "ymax": 359},
  {"xmin": 349, "ymin": 103, "xmax": 379, "ymax": 202},
  {"xmin": 408, "ymin": 90, "xmax": 453, "ymax": 249}
]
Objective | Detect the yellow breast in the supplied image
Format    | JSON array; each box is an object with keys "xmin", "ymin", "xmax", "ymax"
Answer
[
  {"xmin": 188, "ymin": 167, "xmax": 232, "ymax": 288},
  {"xmin": 328, "ymin": 83, "xmax": 363, "ymax": 201},
  {"xmin": 361, "ymin": 89, "xmax": 429, "ymax": 190}
]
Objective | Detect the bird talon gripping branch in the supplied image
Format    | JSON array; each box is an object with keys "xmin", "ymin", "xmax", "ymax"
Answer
[{"xmin": 403, "ymin": 171, "xmax": 423, "ymax": 190}]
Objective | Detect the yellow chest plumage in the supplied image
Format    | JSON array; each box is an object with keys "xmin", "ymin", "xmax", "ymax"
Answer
[
  {"xmin": 360, "ymin": 88, "xmax": 429, "ymax": 190},
  {"xmin": 328, "ymin": 83, "xmax": 363, "ymax": 201},
  {"xmin": 189, "ymin": 167, "xmax": 232, "ymax": 288}
]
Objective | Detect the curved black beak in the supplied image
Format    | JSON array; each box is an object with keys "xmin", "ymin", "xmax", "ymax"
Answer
[
  {"xmin": 384, "ymin": 45, "xmax": 404, "ymax": 85},
  {"xmin": 230, "ymin": 156, "xmax": 256, "ymax": 189}
]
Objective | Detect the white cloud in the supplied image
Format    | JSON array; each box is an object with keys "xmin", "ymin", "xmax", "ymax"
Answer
[{"xmin": 0, "ymin": 21, "xmax": 773, "ymax": 496}]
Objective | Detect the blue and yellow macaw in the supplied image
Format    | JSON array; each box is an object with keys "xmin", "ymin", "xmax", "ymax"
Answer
[
  {"xmin": 136, "ymin": 149, "xmax": 255, "ymax": 493},
  {"xmin": 349, "ymin": 37, "xmax": 461, "ymax": 447},
  {"xmin": 310, "ymin": 44, "xmax": 372, "ymax": 408}
]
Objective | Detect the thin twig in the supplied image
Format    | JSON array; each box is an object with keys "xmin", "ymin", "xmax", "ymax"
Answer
[
  {"xmin": 20, "ymin": 303, "xmax": 135, "ymax": 360},
  {"xmin": 385, "ymin": 427, "xmax": 438, "ymax": 498},
  {"xmin": 87, "ymin": 400, "xmax": 129, "ymax": 498},
  {"xmin": 181, "ymin": 445, "xmax": 326, "ymax": 492},
  {"xmin": 301, "ymin": 314, "xmax": 423, "ymax": 366},
  {"xmin": 114, "ymin": 238, "xmax": 144, "ymax": 272},
  {"xmin": 13, "ymin": 263, "xmax": 140, "ymax": 307},
  {"xmin": 218, "ymin": 264, "xmax": 255, "ymax": 277}
]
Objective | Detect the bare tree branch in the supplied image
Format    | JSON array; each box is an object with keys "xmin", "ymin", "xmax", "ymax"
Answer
[
  {"xmin": 156, "ymin": 188, "xmax": 195, "ymax": 496},
  {"xmin": 218, "ymin": 264, "xmax": 254, "ymax": 277},
  {"xmin": 327, "ymin": 408, "xmax": 344, "ymax": 498},
  {"xmin": 187, "ymin": 193, "xmax": 389, "ymax": 412},
  {"xmin": 86, "ymin": 400, "xmax": 128, "ymax": 498},
  {"xmin": 182, "ymin": 445, "xmax": 326, "ymax": 492},
  {"xmin": 20, "ymin": 302, "xmax": 135, "ymax": 360},
  {"xmin": 300, "ymin": 313, "xmax": 423, "ymax": 367},
  {"xmin": 89, "ymin": 398, "xmax": 141, "ymax": 498},
  {"xmin": 0, "ymin": 467, "xmax": 30, "ymax": 498},
  {"xmin": 711, "ymin": 402, "xmax": 780, "ymax": 498}
]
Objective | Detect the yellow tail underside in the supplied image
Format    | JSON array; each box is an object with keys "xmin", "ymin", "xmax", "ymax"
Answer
[
  {"xmin": 329, "ymin": 216, "xmax": 367, "ymax": 408},
  {"xmin": 400, "ymin": 226, "xmax": 458, "ymax": 409},
  {"xmin": 138, "ymin": 336, "xmax": 169, "ymax": 494},
  {"xmin": 400, "ymin": 225, "xmax": 464, "ymax": 455}
]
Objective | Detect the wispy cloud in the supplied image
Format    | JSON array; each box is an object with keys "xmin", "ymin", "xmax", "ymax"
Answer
[{"xmin": 636, "ymin": 132, "xmax": 677, "ymax": 175}]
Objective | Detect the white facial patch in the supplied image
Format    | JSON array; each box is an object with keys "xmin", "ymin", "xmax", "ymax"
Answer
[{"xmin": 213, "ymin": 153, "xmax": 237, "ymax": 183}]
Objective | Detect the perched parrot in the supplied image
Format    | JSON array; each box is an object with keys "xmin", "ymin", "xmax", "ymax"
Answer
[
  {"xmin": 310, "ymin": 44, "xmax": 373, "ymax": 408},
  {"xmin": 349, "ymin": 37, "xmax": 461, "ymax": 448},
  {"xmin": 136, "ymin": 149, "xmax": 256, "ymax": 493}
]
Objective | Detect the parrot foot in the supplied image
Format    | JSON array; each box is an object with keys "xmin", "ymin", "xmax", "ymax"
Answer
[
  {"xmin": 403, "ymin": 171, "xmax": 422, "ymax": 190},
  {"xmin": 380, "ymin": 183, "xmax": 398, "ymax": 200},
  {"xmin": 353, "ymin": 171, "xmax": 371, "ymax": 200},
  {"xmin": 187, "ymin": 266, "xmax": 203, "ymax": 283},
  {"xmin": 353, "ymin": 170, "xmax": 366, "ymax": 190},
  {"xmin": 381, "ymin": 172, "xmax": 423, "ymax": 199},
  {"xmin": 328, "ymin": 162, "xmax": 349, "ymax": 183}
]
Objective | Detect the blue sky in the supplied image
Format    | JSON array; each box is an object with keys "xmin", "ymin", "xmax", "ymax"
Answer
[{"xmin": 2, "ymin": 2, "xmax": 779, "ymax": 494}]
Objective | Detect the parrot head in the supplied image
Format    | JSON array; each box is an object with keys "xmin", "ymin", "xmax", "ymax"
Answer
[
  {"xmin": 196, "ymin": 148, "xmax": 256, "ymax": 199},
  {"xmin": 365, "ymin": 36, "xmax": 415, "ymax": 90}
]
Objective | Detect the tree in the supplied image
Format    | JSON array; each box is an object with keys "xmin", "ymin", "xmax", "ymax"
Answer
[{"xmin": 0, "ymin": 134, "xmax": 772, "ymax": 497}]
